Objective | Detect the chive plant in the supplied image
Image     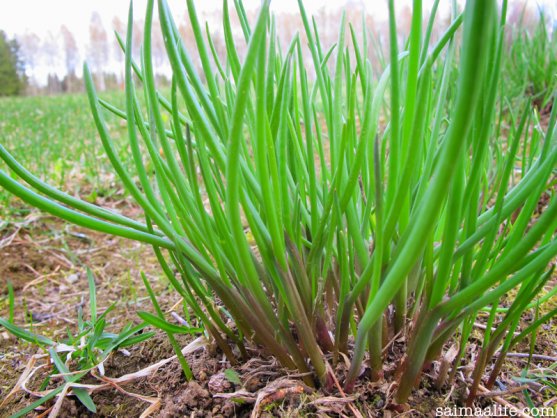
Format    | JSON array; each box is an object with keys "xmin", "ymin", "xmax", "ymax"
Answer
[
  {"xmin": 1, "ymin": 0, "xmax": 556, "ymax": 403},
  {"xmin": 503, "ymin": 10, "xmax": 557, "ymax": 110}
]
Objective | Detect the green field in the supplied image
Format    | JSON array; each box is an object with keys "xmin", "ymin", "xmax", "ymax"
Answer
[{"xmin": 0, "ymin": 93, "xmax": 132, "ymax": 217}]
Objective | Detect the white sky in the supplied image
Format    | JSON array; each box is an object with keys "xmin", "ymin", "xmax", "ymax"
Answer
[
  {"xmin": 1, "ymin": 0, "xmax": 554, "ymax": 39},
  {"xmin": 1, "ymin": 0, "xmax": 555, "ymax": 84},
  {"xmin": 0, "ymin": 0, "xmax": 382, "ymax": 83},
  {"xmin": 0, "ymin": 0, "xmax": 386, "ymax": 39}
]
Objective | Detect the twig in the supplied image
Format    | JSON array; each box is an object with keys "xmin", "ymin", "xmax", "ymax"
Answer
[
  {"xmin": 0, "ymin": 355, "xmax": 39, "ymax": 407},
  {"xmin": 477, "ymin": 384, "xmax": 532, "ymax": 418},
  {"xmin": 171, "ymin": 311, "xmax": 190, "ymax": 327},
  {"xmin": 382, "ymin": 330, "xmax": 403, "ymax": 355},
  {"xmin": 23, "ymin": 267, "xmax": 62, "ymax": 291},
  {"xmin": 325, "ymin": 363, "xmax": 363, "ymax": 418},
  {"xmin": 505, "ymin": 353, "xmax": 557, "ymax": 362},
  {"xmin": 0, "ymin": 226, "xmax": 20, "ymax": 249},
  {"xmin": 477, "ymin": 384, "xmax": 529, "ymax": 398},
  {"xmin": 473, "ymin": 322, "xmax": 520, "ymax": 336}
]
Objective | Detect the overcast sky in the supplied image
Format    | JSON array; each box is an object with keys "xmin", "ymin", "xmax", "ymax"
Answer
[
  {"xmin": 0, "ymin": 0, "xmax": 392, "ymax": 40},
  {"xmin": 3, "ymin": 0, "xmax": 554, "ymax": 41},
  {"xmin": 1, "ymin": 0, "xmax": 555, "ymax": 85}
]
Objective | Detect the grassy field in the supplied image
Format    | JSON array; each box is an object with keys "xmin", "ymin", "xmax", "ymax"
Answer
[
  {"xmin": 1, "ymin": 1, "xmax": 557, "ymax": 417},
  {"xmin": 0, "ymin": 93, "xmax": 132, "ymax": 219}
]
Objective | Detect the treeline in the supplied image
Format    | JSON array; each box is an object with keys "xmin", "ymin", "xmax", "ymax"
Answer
[
  {"xmin": 1, "ymin": 0, "xmax": 546, "ymax": 97},
  {"xmin": 0, "ymin": 31, "xmax": 26, "ymax": 96},
  {"xmin": 1, "ymin": 4, "xmax": 425, "ymax": 96}
]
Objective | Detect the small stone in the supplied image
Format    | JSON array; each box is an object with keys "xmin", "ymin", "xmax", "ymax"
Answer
[
  {"xmin": 66, "ymin": 273, "xmax": 79, "ymax": 284},
  {"xmin": 208, "ymin": 372, "xmax": 232, "ymax": 393}
]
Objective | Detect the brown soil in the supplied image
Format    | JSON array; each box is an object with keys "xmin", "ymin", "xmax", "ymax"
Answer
[{"xmin": 1, "ymin": 205, "xmax": 556, "ymax": 417}]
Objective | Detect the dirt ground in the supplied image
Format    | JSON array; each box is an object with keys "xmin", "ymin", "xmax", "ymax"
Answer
[{"xmin": 1, "ymin": 195, "xmax": 556, "ymax": 417}]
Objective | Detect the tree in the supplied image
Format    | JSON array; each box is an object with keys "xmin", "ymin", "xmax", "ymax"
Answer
[
  {"xmin": 17, "ymin": 32, "xmax": 40, "ymax": 92},
  {"xmin": 88, "ymin": 12, "xmax": 109, "ymax": 90},
  {"xmin": 0, "ymin": 31, "xmax": 26, "ymax": 96},
  {"xmin": 111, "ymin": 17, "xmax": 125, "ymax": 61},
  {"xmin": 41, "ymin": 31, "xmax": 62, "ymax": 72},
  {"xmin": 151, "ymin": 21, "xmax": 167, "ymax": 68},
  {"xmin": 60, "ymin": 25, "xmax": 79, "ymax": 76},
  {"xmin": 111, "ymin": 16, "xmax": 125, "ymax": 86},
  {"xmin": 60, "ymin": 25, "xmax": 80, "ymax": 92}
]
